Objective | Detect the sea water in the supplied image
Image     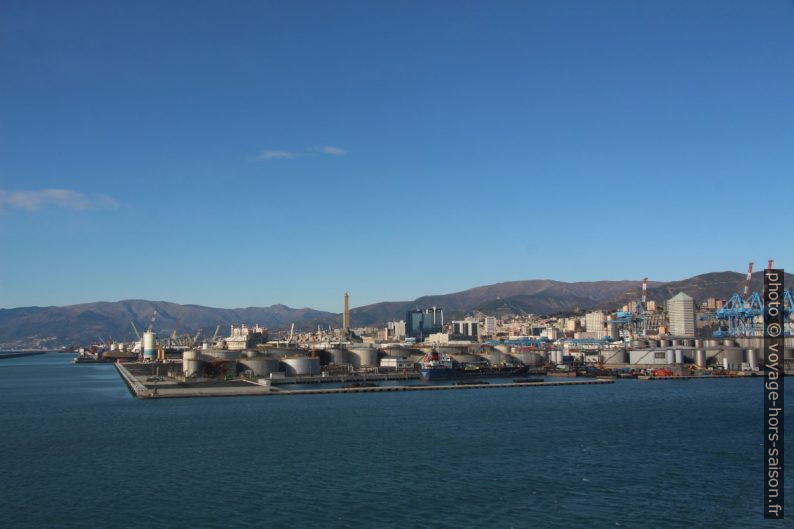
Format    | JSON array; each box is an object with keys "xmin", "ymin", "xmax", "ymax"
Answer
[{"xmin": 0, "ymin": 353, "xmax": 789, "ymax": 528}]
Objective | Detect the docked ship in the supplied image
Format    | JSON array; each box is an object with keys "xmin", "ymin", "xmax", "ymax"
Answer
[
  {"xmin": 419, "ymin": 351, "xmax": 464, "ymax": 380},
  {"xmin": 419, "ymin": 351, "xmax": 529, "ymax": 381}
]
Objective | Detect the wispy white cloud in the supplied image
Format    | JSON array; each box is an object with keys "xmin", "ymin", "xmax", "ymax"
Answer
[
  {"xmin": 254, "ymin": 145, "xmax": 348, "ymax": 161},
  {"xmin": 314, "ymin": 145, "xmax": 347, "ymax": 156},
  {"xmin": 0, "ymin": 188, "xmax": 119, "ymax": 214},
  {"xmin": 255, "ymin": 150, "xmax": 301, "ymax": 160}
]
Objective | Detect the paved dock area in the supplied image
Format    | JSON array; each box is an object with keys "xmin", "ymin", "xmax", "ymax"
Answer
[{"xmin": 114, "ymin": 362, "xmax": 613, "ymax": 399}]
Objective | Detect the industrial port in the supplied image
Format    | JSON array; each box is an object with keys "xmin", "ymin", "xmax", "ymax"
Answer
[{"xmin": 71, "ymin": 262, "xmax": 793, "ymax": 398}]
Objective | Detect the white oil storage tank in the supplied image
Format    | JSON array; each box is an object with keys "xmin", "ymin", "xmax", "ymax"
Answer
[
  {"xmin": 695, "ymin": 350, "xmax": 707, "ymax": 367},
  {"xmin": 328, "ymin": 348, "xmax": 349, "ymax": 365},
  {"xmin": 239, "ymin": 357, "xmax": 281, "ymax": 377},
  {"xmin": 348, "ymin": 346, "xmax": 379, "ymax": 368},
  {"xmin": 281, "ymin": 357, "xmax": 321, "ymax": 376},
  {"xmin": 204, "ymin": 349, "xmax": 241, "ymax": 362},
  {"xmin": 602, "ymin": 350, "xmax": 627, "ymax": 365},
  {"xmin": 746, "ymin": 349, "xmax": 758, "ymax": 371},
  {"xmin": 182, "ymin": 350, "xmax": 201, "ymax": 377},
  {"xmin": 510, "ymin": 351, "xmax": 542, "ymax": 366},
  {"xmin": 142, "ymin": 331, "xmax": 155, "ymax": 361}
]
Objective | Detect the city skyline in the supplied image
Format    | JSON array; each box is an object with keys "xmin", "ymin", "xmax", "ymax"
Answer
[{"xmin": 2, "ymin": 1, "xmax": 793, "ymax": 312}]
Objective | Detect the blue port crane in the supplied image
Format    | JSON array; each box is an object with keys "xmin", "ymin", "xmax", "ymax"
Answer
[
  {"xmin": 610, "ymin": 277, "xmax": 648, "ymax": 339},
  {"xmin": 710, "ymin": 260, "xmax": 793, "ymax": 337}
]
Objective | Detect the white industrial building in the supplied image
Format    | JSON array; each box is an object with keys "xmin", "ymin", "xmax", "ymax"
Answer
[
  {"xmin": 585, "ymin": 311, "xmax": 606, "ymax": 335},
  {"xmin": 667, "ymin": 292, "xmax": 696, "ymax": 337}
]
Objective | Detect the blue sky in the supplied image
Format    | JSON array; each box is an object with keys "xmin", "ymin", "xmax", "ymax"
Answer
[{"xmin": 1, "ymin": 1, "xmax": 793, "ymax": 311}]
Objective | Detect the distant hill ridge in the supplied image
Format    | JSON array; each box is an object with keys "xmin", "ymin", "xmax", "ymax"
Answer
[{"xmin": 1, "ymin": 271, "xmax": 791, "ymax": 347}]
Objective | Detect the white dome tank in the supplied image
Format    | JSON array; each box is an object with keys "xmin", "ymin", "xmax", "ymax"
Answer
[{"xmin": 281, "ymin": 357, "xmax": 321, "ymax": 376}]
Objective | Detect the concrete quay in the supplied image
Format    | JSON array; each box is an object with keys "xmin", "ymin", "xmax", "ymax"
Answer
[{"xmin": 113, "ymin": 362, "xmax": 614, "ymax": 399}]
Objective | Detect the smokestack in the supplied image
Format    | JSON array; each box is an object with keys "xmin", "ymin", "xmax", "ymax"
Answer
[{"xmin": 343, "ymin": 292, "xmax": 350, "ymax": 331}]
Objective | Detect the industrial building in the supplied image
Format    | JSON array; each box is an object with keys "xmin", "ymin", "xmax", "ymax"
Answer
[{"xmin": 667, "ymin": 292, "xmax": 696, "ymax": 337}]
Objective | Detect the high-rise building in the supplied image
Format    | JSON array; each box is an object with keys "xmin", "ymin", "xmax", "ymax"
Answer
[
  {"xmin": 585, "ymin": 311, "xmax": 606, "ymax": 335},
  {"xmin": 452, "ymin": 319, "xmax": 479, "ymax": 340},
  {"xmin": 483, "ymin": 316, "xmax": 497, "ymax": 336},
  {"xmin": 667, "ymin": 292, "xmax": 695, "ymax": 337},
  {"xmin": 405, "ymin": 308, "xmax": 444, "ymax": 340}
]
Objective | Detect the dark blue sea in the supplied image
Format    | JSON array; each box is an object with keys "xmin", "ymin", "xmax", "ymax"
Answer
[{"xmin": 0, "ymin": 353, "xmax": 789, "ymax": 528}]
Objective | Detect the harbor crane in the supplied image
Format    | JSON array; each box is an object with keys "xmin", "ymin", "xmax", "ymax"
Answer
[
  {"xmin": 146, "ymin": 309, "xmax": 158, "ymax": 333},
  {"xmin": 130, "ymin": 320, "xmax": 141, "ymax": 341},
  {"xmin": 711, "ymin": 260, "xmax": 785, "ymax": 337},
  {"xmin": 611, "ymin": 277, "xmax": 648, "ymax": 339},
  {"xmin": 170, "ymin": 319, "xmax": 181, "ymax": 341},
  {"xmin": 742, "ymin": 262, "xmax": 754, "ymax": 300}
]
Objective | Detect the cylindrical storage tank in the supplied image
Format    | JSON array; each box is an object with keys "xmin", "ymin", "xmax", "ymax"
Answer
[
  {"xmin": 747, "ymin": 349, "xmax": 758, "ymax": 371},
  {"xmin": 674, "ymin": 350, "xmax": 683, "ymax": 364},
  {"xmin": 511, "ymin": 352, "xmax": 542, "ymax": 366},
  {"xmin": 348, "ymin": 347, "xmax": 379, "ymax": 368},
  {"xmin": 665, "ymin": 350, "xmax": 675, "ymax": 363},
  {"xmin": 682, "ymin": 349, "xmax": 695, "ymax": 363},
  {"xmin": 203, "ymin": 349, "xmax": 241, "ymax": 361},
  {"xmin": 436, "ymin": 346, "xmax": 465, "ymax": 356},
  {"xmin": 602, "ymin": 350, "xmax": 627, "ymax": 365},
  {"xmin": 709, "ymin": 349, "xmax": 742, "ymax": 370},
  {"xmin": 671, "ymin": 339, "xmax": 682, "ymax": 347},
  {"xmin": 485, "ymin": 350, "xmax": 510, "ymax": 366},
  {"xmin": 142, "ymin": 331, "xmax": 155, "ymax": 360},
  {"xmin": 281, "ymin": 357, "xmax": 321, "ymax": 376},
  {"xmin": 452, "ymin": 354, "xmax": 484, "ymax": 365},
  {"xmin": 695, "ymin": 350, "xmax": 707, "ymax": 367},
  {"xmin": 382, "ymin": 345, "xmax": 411, "ymax": 359},
  {"xmin": 328, "ymin": 348, "xmax": 349, "ymax": 365},
  {"xmin": 607, "ymin": 319, "xmax": 619, "ymax": 341},
  {"xmin": 694, "ymin": 339, "xmax": 703, "ymax": 348},
  {"xmin": 723, "ymin": 358, "xmax": 729, "ymax": 370},
  {"xmin": 722, "ymin": 339, "xmax": 737, "ymax": 347},
  {"xmin": 705, "ymin": 339, "xmax": 720, "ymax": 348},
  {"xmin": 659, "ymin": 339, "xmax": 671, "ymax": 348},
  {"xmin": 554, "ymin": 350, "xmax": 564, "ymax": 364},
  {"xmin": 182, "ymin": 350, "xmax": 201, "ymax": 377},
  {"xmin": 239, "ymin": 357, "xmax": 281, "ymax": 377},
  {"xmin": 264, "ymin": 347, "xmax": 301, "ymax": 358},
  {"xmin": 631, "ymin": 339, "xmax": 647, "ymax": 349},
  {"xmin": 684, "ymin": 339, "xmax": 695, "ymax": 347}
]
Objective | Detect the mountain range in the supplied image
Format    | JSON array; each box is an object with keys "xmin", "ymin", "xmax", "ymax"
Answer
[{"xmin": 1, "ymin": 271, "xmax": 791, "ymax": 348}]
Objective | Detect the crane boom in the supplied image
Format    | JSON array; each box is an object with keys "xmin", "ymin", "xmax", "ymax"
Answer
[
  {"xmin": 641, "ymin": 277, "xmax": 648, "ymax": 310},
  {"xmin": 130, "ymin": 320, "xmax": 141, "ymax": 340},
  {"xmin": 742, "ymin": 262, "xmax": 754, "ymax": 300},
  {"xmin": 146, "ymin": 309, "xmax": 158, "ymax": 333}
]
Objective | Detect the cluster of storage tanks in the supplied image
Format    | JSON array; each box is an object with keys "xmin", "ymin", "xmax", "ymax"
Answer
[
  {"xmin": 625, "ymin": 337, "xmax": 794, "ymax": 370},
  {"xmin": 180, "ymin": 343, "xmax": 557, "ymax": 378}
]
